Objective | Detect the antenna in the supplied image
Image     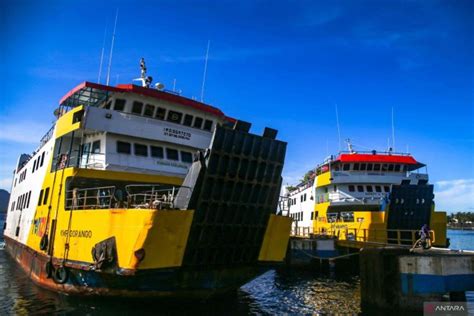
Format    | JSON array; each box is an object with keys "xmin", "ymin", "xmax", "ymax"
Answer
[
  {"xmin": 335, "ymin": 104, "xmax": 342, "ymax": 152},
  {"xmin": 345, "ymin": 138, "xmax": 354, "ymax": 153},
  {"xmin": 173, "ymin": 79, "xmax": 176, "ymax": 91},
  {"xmin": 98, "ymin": 23, "xmax": 107, "ymax": 84},
  {"xmin": 200, "ymin": 40, "xmax": 210, "ymax": 102},
  {"xmin": 106, "ymin": 9, "xmax": 119, "ymax": 86},
  {"xmin": 391, "ymin": 106, "xmax": 395, "ymax": 151}
]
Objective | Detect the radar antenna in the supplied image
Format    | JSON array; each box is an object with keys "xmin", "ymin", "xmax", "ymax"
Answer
[
  {"xmin": 133, "ymin": 58, "xmax": 155, "ymax": 88},
  {"xmin": 345, "ymin": 138, "xmax": 355, "ymax": 154}
]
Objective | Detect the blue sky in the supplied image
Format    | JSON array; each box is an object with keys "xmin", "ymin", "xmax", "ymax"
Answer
[{"xmin": 0, "ymin": 0, "xmax": 473, "ymax": 212}]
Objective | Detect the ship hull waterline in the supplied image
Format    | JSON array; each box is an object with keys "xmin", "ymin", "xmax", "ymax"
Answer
[{"xmin": 4, "ymin": 236, "xmax": 274, "ymax": 298}]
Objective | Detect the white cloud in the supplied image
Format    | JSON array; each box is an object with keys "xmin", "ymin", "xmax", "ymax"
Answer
[
  {"xmin": 435, "ymin": 179, "xmax": 474, "ymax": 213},
  {"xmin": 0, "ymin": 178, "xmax": 12, "ymax": 191},
  {"xmin": 0, "ymin": 121, "xmax": 51, "ymax": 144}
]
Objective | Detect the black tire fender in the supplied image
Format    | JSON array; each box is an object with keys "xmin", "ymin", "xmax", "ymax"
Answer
[
  {"xmin": 52, "ymin": 266, "xmax": 68, "ymax": 284},
  {"xmin": 39, "ymin": 235, "xmax": 48, "ymax": 251}
]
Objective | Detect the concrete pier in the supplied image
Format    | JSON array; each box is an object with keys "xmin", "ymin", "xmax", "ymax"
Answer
[{"xmin": 360, "ymin": 247, "xmax": 474, "ymax": 311}]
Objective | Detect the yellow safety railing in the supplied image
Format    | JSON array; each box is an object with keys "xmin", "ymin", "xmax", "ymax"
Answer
[{"xmin": 291, "ymin": 226, "xmax": 436, "ymax": 247}]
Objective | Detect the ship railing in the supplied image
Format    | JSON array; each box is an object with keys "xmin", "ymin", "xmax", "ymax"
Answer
[
  {"xmin": 67, "ymin": 151, "xmax": 106, "ymax": 170},
  {"xmin": 125, "ymin": 184, "xmax": 192, "ymax": 210},
  {"xmin": 65, "ymin": 184, "xmax": 192, "ymax": 210},
  {"xmin": 291, "ymin": 226, "xmax": 314, "ymax": 237},
  {"xmin": 65, "ymin": 186, "xmax": 116, "ymax": 210},
  {"xmin": 312, "ymin": 227, "xmax": 436, "ymax": 246}
]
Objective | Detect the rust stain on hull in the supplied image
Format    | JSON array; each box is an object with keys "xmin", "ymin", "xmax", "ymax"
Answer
[{"xmin": 4, "ymin": 236, "xmax": 264, "ymax": 298}]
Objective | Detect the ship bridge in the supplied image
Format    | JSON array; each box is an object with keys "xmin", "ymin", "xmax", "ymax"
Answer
[{"xmin": 53, "ymin": 81, "xmax": 236, "ymax": 179}]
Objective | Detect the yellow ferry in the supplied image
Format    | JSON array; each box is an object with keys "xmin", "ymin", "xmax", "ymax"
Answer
[
  {"xmin": 286, "ymin": 142, "xmax": 447, "ymax": 249},
  {"xmin": 3, "ymin": 60, "xmax": 291, "ymax": 297}
]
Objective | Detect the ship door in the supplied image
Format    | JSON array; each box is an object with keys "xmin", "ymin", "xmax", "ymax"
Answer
[{"xmin": 80, "ymin": 143, "xmax": 91, "ymax": 168}]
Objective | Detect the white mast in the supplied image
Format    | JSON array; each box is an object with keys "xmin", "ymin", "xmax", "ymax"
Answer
[
  {"xmin": 391, "ymin": 106, "xmax": 396, "ymax": 151},
  {"xmin": 335, "ymin": 104, "xmax": 342, "ymax": 152},
  {"xmin": 97, "ymin": 24, "xmax": 107, "ymax": 84},
  {"xmin": 200, "ymin": 40, "xmax": 210, "ymax": 102},
  {"xmin": 106, "ymin": 9, "xmax": 119, "ymax": 86}
]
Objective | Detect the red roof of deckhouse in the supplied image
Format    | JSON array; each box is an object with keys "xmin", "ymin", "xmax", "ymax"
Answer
[
  {"xmin": 335, "ymin": 153, "xmax": 425, "ymax": 170},
  {"xmin": 337, "ymin": 153, "xmax": 419, "ymax": 165},
  {"xmin": 59, "ymin": 81, "xmax": 236, "ymax": 122}
]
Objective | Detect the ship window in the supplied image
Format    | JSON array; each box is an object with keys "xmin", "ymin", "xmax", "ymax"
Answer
[
  {"xmin": 353, "ymin": 163, "xmax": 360, "ymax": 171},
  {"xmin": 375, "ymin": 185, "xmax": 382, "ymax": 192},
  {"xmin": 43, "ymin": 187, "xmax": 50, "ymax": 205},
  {"xmin": 117, "ymin": 141, "xmax": 131, "ymax": 154},
  {"xmin": 167, "ymin": 111, "xmax": 183, "ymax": 124},
  {"xmin": 382, "ymin": 164, "xmax": 388, "ymax": 171},
  {"xmin": 33, "ymin": 160, "xmax": 37, "ymax": 173},
  {"xmin": 92, "ymin": 140, "xmax": 101, "ymax": 154},
  {"xmin": 327, "ymin": 213, "xmax": 338, "ymax": 223},
  {"xmin": 374, "ymin": 164, "xmax": 381, "ymax": 171},
  {"xmin": 26, "ymin": 191, "xmax": 31, "ymax": 208},
  {"xmin": 114, "ymin": 99, "xmax": 126, "ymax": 111},
  {"xmin": 342, "ymin": 212, "xmax": 354, "ymax": 222},
  {"xmin": 132, "ymin": 101, "xmax": 144, "ymax": 115},
  {"xmin": 366, "ymin": 185, "xmax": 373, "ymax": 192},
  {"xmin": 193, "ymin": 117, "xmax": 203, "ymax": 129},
  {"xmin": 311, "ymin": 212, "xmax": 314, "ymax": 220},
  {"xmin": 203, "ymin": 119, "xmax": 213, "ymax": 131},
  {"xmin": 72, "ymin": 109, "xmax": 84, "ymax": 123},
  {"xmin": 304, "ymin": 193, "xmax": 307, "ymax": 201},
  {"xmin": 166, "ymin": 148, "xmax": 179, "ymax": 161},
  {"xmin": 38, "ymin": 190, "xmax": 44, "ymax": 206},
  {"xmin": 348, "ymin": 185, "xmax": 355, "ymax": 192},
  {"xmin": 384, "ymin": 186, "xmax": 390, "ymax": 192},
  {"xmin": 11, "ymin": 201, "xmax": 15, "ymax": 212},
  {"xmin": 144, "ymin": 104, "xmax": 155, "ymax": 117},
  {"xmin": 134, "ymin": 143, "xmax": 148, "ymax": 157},
  {"xmin": 394, "ymin": 164, "xmax": 401, "ymax": 172},
  {"xmin": 367, "ymin": 163, "xmax": 373, "ymax": 171},
  {"xmin": 181, "ymin": 151, "xmax": 193, "ymax": 163},
  {"xmin": 150, "ymin": 146, "xmax": 164, "ymax": 158},
  {"xmin": 388, "ymin": 164, "xmax": 394, "ymax": 171},
  {"xmin": 343, "ymin": 164, "xmax": 350, "ymax": 171},
  {"xmin": 183, "ymin": 114, "xmax": 193, "ymax": 126},
  {"xmin": 155, "ymin": 107, "xmax": 166, "ymax": 120},
  {"xmin": 360, "ymin": 163, "xmax": 366, "ymax": 171},
  {"xmin": 300, "ymin": 195, "xmax": 303, "ymax": 202},
  {"xmin": 357, "ymin": 185, "xmax": 364, "ymax": 192},
  {"xmin": 40, "ymin": 152, "xmax": 45, "ymax": 167}
]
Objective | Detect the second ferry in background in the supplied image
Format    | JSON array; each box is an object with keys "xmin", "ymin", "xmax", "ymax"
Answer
[{"xmin": 285, "ymin": 140, "xmax": 447, "ymax": 249}]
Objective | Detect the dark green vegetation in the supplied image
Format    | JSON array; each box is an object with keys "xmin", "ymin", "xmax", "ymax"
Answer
[{"xmin": 0, "ymin": 189, "xmax": 10, "ymax": 213}]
